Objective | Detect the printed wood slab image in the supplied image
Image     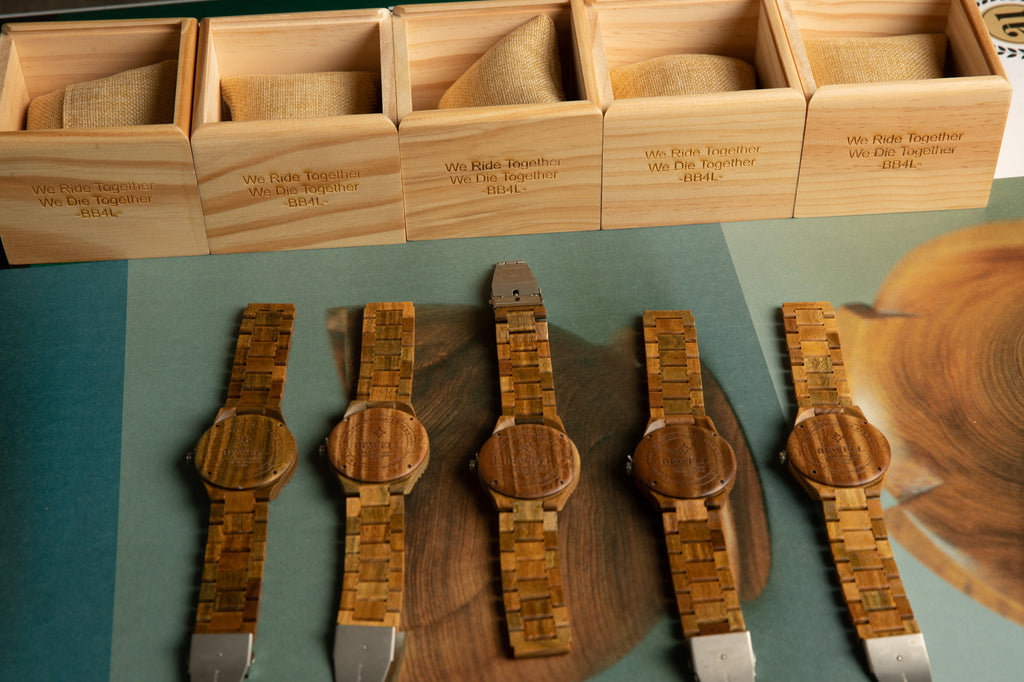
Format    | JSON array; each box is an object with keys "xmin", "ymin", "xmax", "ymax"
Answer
[
  {"xmin": 840, "ymin": 221, "xmax": 1024, "ymax": 627},
  {"xmin": 324, "ymin": 304, "xmax": 771, "ymax": 680}
]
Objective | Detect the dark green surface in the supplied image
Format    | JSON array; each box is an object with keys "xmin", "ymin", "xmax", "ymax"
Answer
[{"xmin": 0, "ymin": 261, "xmax": 128, "ymax": 682}]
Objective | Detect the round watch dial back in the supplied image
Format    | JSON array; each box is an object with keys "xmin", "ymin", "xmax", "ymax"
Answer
[
  {"xmin": 478, "ymin": 423, "xmax": 578, "ymax": 499},
  {"xmin": 327, "ymin": 407, "xmax": 429, "ymax": 483},
  {"xmin": 633, "ymin": 424, "xmax": 736, "ymax": 499},
  {"xmin": 786, "ymin": 413, "xmax": 890, "ymax": 487},
  {"xmin": 193, "ymin": 414, "xmax": 298, "ymax": 490}
]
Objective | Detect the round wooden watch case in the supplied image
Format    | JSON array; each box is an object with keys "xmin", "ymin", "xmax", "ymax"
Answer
[
  {"xmin": 786, "ymin": 413, "xmax": 890, "ymax": 488},
  {"xmin": 633, "ymin": 423, "xmax": 737, "ymax": 499},
  {"xmin": 477, "ymin": 423, "xmax": 579, "ymax": 500},
  {"xmin": 327, "ymin": 406, "xmax": 429, "ymax": 483},
  {"xmin": 193, "ymin": 414, "xmax": 298, "ymax": 491}
]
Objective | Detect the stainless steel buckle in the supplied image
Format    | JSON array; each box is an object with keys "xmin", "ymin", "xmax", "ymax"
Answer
[
  {"xmin": 189, "ymin": 632, "xmax": 253, "ymax": 682},
  {"xmin": 864, "ymin": 634, "xmax": 932, "ymax": 682},
  {"xmin": 490, "ymin": 260, "xmax": 543, "ymax": 308},
  {"xmin": 333, "ymin": 624, "xmax": 405, "ymax": 682},
  {"xmin": 688, "ymin": 630, "xmax": 756, "ymax": 682}
]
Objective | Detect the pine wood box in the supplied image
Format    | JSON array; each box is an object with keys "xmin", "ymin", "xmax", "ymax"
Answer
[
  {"xmin": 393, "ymin": 0, "xmax": 603, "ymax": 241},
  {"xmin": 0, "ymin": 18, "xmax": 208, "ymax": 264},
  {"xmin": 191, "ymin": 10, "xmax": 405, "ymax": 254},
  {"xmin": 780, "ymin": 0, "xmax": 1012, "ymax": 217},
  {"xmin": 578, "ymin": 0, "xmax": 807, "ymax": 229}
]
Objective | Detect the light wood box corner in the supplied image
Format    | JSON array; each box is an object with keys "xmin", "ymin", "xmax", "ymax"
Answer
[
  {"xmin": 580, "ymin": 0, "xmax": 807, "ymax": 229},
  {"xmin": 0, "ymin": 17, "xmax": 207, "ymax": 264},
  {"xmin": 780, "ymin": 0, "xmax": 1012, "ymax": 217},
  {"xmin": 393, "ymin": 0, "xmax": 603, "ymax": 241},
  {"xmin": 191, "ymin": 9, "xmax": 405, "ymax": 254}
]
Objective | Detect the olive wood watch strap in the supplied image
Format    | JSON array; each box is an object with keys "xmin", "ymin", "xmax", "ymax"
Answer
[
  {"xmin": 195, "ymin": 303, "xmax": 294, "ymax": 636},
  {"xmin": 499, "ymin": 500, "xmax": 570, "ymax": 656},
  {"xmin": 782, "ymin": 301, "xmax": 851, "ymax": 412},
  {"xmin": 783, "ymin": 302, "xmax": 921, "ymax": 639},
  {"xmin": 643, "ymin": 310, "xmax": 704, "ymax": 422},
  {"xmin": 354, "ymin": 301, "xmax": 415, "ymax": 407},
  {"xmin": 492, "ymin": 297, "xmax": 571, "ymax": 657},
  {"xmin": 195, "ymin": 489, "xmax": 269, "ymax": 634},
  {"xmin": 337, "ymin": 302, "xmax": 415, "ymax": 628},
  {"xmin": 226, "ymin": 303, "xmax": 295, "ymax": 416},
  {"xmin": 643, "ymin": 311, "xmax": 745, "ymax": 637},
  {"xmin": 495, "ymin": 304, "xmax": 556, "ymax": 424},
  {"xmin": 338, "ymin": 484, "xmax": 406, "ymax": 627}
]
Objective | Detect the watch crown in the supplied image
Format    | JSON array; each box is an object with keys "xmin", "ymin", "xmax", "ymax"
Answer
[
  {"xmin": 625, "ymin": 455, "xmax": 634, "ymax": 477},
  {"xmin": 469, "ymin": 455, "xmax": 479, "ymax": 473},
  {"xmin": 185, "ymin": 451, "xmax": 194, "ymax": 466},
  {"xmin": 318, "ymin": 442, "xmax": 327, "ymax": 458},
  {"xmin": 778, "ymin": 450, "xmax": 789, "ymax": 466}
]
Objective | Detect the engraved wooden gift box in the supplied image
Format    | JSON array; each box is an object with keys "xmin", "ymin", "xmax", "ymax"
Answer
[
  {"xmin": 0, "ymin": 18, "xmax": 207, "ymax": 264},
  {"xmin": 779, "ymin": 0, "xmax": 1012, "ymax": 217},
  {"xmin": 392, "ymin": 0, "xmax": 603, "ymax": 241},
  {"xmin": 577, "ymin": 0, "xmax": 807, "ymax": 229},
  {"xmin": 190, "ymin": 10, "xmax": 405, "ymax": 254}
]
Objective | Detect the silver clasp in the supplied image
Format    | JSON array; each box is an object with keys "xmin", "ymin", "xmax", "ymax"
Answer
[
  {"xmin": 864, "ymin": 634, "xmax": 932, "ymax": 682},
  {"xmin": 490, "ymin": 260, "xmax": 543, "ymax": 308},
  {"xmin": 688, "ymin": 631, "xmax": 756, "ymax": 682}
]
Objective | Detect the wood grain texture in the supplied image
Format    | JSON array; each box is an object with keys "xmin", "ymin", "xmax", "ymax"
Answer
[
  {"xmin": 780, "ymin": 0, "xmax": 1011, "ymax": 217},
  {"xmin": 839, "ymin": 221, "xmax": 1024, "ymax": 627},
  {"xmin": 191, "ymin": 11, "xmax": 405, "ymax": 254},
  {"xmin": 0, "ymin": 18, "xmax": 208, "ymax": 264},
  {"xmin": 393, "ymin": 2, "xmax": 603, "ymax": 240},
  {"xmin": 337, "ymin": 485, "xmax": 407, "ymax": 628},
  {"xmin": 479, "ymin": 423, "xmax": 578, "ymax": 500},
  {"xmin": 586, "ymin": 0, "xmax": 805, "ymax": 228},
  {"xmin": 324, "ymin": 304, "xmax": 770, "ymax": 678},
  {"xmin": 328, "ymin": 408, "xmax": 429, "ymax": 484}
]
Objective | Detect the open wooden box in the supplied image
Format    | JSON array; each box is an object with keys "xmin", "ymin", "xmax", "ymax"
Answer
[
  {"xmin": 578, "ymin": 0, "xmax": 806, "ymax": 229},
  {"xmin": 0, "ymin": 18, "xmax": 207, "ymax": 264},
  {"xmin": 779, "ymin": 0, "xmax": 1011, "ymax": 217},
  {"xmin": 393, "ymin": 0, "xmax": 603, "ymax": 241},
  {"xmin": 191, "ymin": 10, "xmax": 405, "ymax": 254}
]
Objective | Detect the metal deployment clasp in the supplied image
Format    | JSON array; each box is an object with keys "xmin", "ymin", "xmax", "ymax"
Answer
[
  {"xmin": 189, "ymin": 632, "xmax": 253, "ymax": 682},
  {"xmin": 688, "ymin": 630, "xmax": 756, "ymax": 682},
  {"xmin": 864, "ymin": 633, "xmax": 932, "ymax": 682},
  {"xmin": 490, "ymin": 260, "xmax": 543, "ymax": 308},
  {"xmin": 333, "ymin": 624, "xmax": 406, "ymax": 682}
]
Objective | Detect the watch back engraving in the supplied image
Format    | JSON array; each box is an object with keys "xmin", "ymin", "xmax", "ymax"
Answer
[
  {"xmin": 478, "ymin": 423, "xmax": 578, "ymax": 499},
  {"xmin": 194, "ymin": 414, "xmax": 297, "ymax": 489},
  {"xmin": 328, "ymin": 407, "xmax": 429, "ymax": 483},
  {"xmin": 786, "ymin": 413, "xmax": 890, "ymax": 487},
  {"xmin": 633, "ymin": 424, "xmax": 737, "ymax": 499}
]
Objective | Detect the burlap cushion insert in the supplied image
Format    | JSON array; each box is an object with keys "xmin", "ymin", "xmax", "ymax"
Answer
[
  {"xmin": 610, "ymin": 54, "xmax": 756, "ymax": 99},
  {"xmin": 438, "ymin": 15, "xmax": 565, "ymax": 109},
  {"xmin": 805, "ymin": 33, "xmax": 947, "ymax": 86},
  {"xmin": 26, "ymin": 60, "xmax": 177, "ymax": 130},
  {"xmin": 220, "ymin": 72, "xmax": 381, "ymax": 121}
]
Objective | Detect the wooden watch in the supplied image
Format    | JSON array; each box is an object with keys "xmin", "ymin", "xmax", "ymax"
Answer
[
  {"xmin": 630, "ymin": 310, "xmax": 755, "ymax": 682},
  {"xmin": 781, "ymin": 302, "xmax": 931, "ymax": 682},
  {"xmin": 325, "ymin": 302, "xmax": 429, "ymax": 682},
  {"xmin": 188, "ymin": 303, "xmax": 298, "ymax": 682},
  {"xmin": 475, "ymin": 260, "xmax": 580, "ymax": 658}
]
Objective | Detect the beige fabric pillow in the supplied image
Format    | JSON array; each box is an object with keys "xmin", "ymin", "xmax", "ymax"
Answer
[
  {"xmin": 438, "ymin": 15, "xmax": 565, "ymax": 109},
  {"xmin": 805, "ymin": 33, "xmax": 947, "ymax": 86},
  {"xmin": 220, "ymin": 71, "xmax": 381, "ymax": 121},
  {"xmin": 26, "ymin": 89, "xmax": 65, "ymax": 130},
  {"xmin": 611, "ymin": 54, "xmax": 756, "ymax": 99},
  {"xmin": 26, "ymin": 60, "xmax": 177, "ymax": 130}
]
